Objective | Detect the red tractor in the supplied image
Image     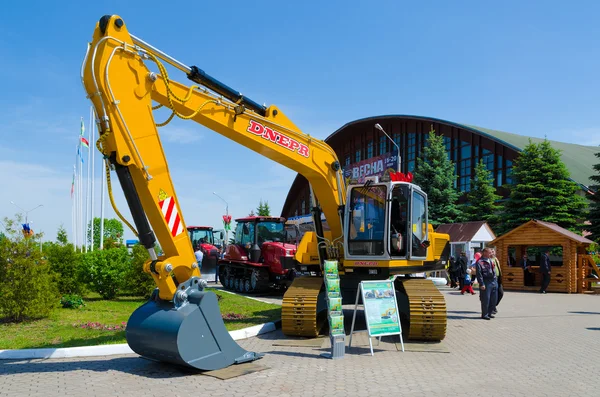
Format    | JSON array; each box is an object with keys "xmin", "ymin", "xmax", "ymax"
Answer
[
  {"xmin": 218, "ymin": 216, "xmax": 297, "ymax": 293},
  {"xmin": 187, "ymin": 226, "xmax": 222, "ymax": 282}
]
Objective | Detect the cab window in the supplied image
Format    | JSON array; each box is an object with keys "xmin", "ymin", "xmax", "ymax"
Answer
[
  {"xmin": 347, "ymin": 185, "xmax": 387, "ymax": 256},
  {"xmin": 389, "ymin": 185, "xmax": 409, "ymax": 257},
  {"xmin": 235, "ymin": 222, "xmax": 255, "ymax": 247},
  {"xmin": 410, "ymin": 191, "xmax": 427, "ymax": 258}
]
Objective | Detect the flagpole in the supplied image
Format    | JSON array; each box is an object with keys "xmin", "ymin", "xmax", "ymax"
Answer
[
  {"xmin": 74, "ymin": 143, "xmax": 80, "ymax": 249},
  {"xmin": 84, "ymin": 109, "xmax": 91, "ymax": 252},
  {"xmin": 90, "ymin": 109, "xmax": 96, "ymax": 251},
  {"xmin": 79, "ymin": 144, "xmax": 83, "ymax": 252},
  {"xmin": 100, "ymin": 157, "xmax": 106, "ymax": 249},
  {"xmin": 71, "ymin": 163, "xmax": 76, "ymax": 250},
  {"xmin": 79, "ymin": 117, "xmax": 84, "ymax": 253}
]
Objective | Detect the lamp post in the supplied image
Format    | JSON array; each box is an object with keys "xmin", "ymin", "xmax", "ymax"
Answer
[
  {"xmin": 10, "ymin": 201, "xmax": 43, "ymax": 228},
  {"xmin": 213, "ymin": 192, "xmax": 229, "ymax": 247},
  {"xmin": 10, "ymin": 201, "xmax": 43, "ymax": 246},
  {"xmin": 375, "ymin": 123, "xmax": 401, "ymax": 173}
]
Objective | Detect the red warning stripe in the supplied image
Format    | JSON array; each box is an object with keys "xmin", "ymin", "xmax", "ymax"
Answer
[{"xmin": 159, "ymin": 196, "xmax": 184, "ymax": 237}]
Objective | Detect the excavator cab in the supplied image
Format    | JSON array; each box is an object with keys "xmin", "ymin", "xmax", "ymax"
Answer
[{"xmin": 344, "ymin": 177, "xmax": 431, "ymax": 262}]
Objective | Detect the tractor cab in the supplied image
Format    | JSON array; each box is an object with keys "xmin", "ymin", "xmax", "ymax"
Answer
[
  {"xmin": 343, "ymin": 173, "xmax": 431, "ymax": 262},
  {"xmin": 187, "ymin": 226, "xmax": 222, "ymax": 281},
  {"xmin": 226, "ymin": 216, "xmax": 294, "ymax": 263}
]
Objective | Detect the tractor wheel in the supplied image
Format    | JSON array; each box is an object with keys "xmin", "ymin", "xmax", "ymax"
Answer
[
  {"xmin": 250, "ymin": 270, "xmax": 260, "ymax": 292},
  {"xmin": 243, "ymin": 278, "xmax": 252, "ymax": 293}
]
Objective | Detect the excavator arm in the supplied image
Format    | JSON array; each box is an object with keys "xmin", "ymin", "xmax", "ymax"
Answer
[
  {"xmin": 81, "ymin": 14, "xmax": 345, "ymax": 370},
  {"xmin": 83, "ymin": 15, "xmax": 345, "ymax": 302}
]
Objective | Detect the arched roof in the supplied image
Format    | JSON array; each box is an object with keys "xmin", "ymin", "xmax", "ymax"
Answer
[{"xmin": 326, "ymin": 114, "xmax": 598, "ymax": 190}]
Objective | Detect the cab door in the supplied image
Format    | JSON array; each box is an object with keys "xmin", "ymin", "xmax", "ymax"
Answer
[{"xmin": 408, "ymin": 187, "xmax": 428, "ymax": 260}]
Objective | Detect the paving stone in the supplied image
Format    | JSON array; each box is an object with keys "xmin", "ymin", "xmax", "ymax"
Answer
[{"xmin": 1, "ymin": 287, "xmax": 599, "ymax": 396}]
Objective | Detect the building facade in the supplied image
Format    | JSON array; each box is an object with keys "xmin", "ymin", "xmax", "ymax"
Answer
[{"xmin": 281, "ymin": 115, "xmax": 597, "ymax": 221}]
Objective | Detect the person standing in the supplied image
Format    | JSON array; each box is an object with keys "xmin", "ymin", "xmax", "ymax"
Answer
[
  {"xmin": 540, "ymin": 249, "xmax": 552, "ymax": 293},
  {"xmin": 458, "ymin": 251, "xmax": 468, "ymax": 290},
  {"xmin": 475, "ymin": 247, "xmax": 498, "ymax": 320},
  {"xmin": 194, "ymin": 244, "xmax": 204, "ymax": 272},
  {"xmin": 521, "ymin": 253, "xmax": 534, "ymax": 286},
  {"xmin": 449, "ymin": 256, "xmax": 459, "ymax": 288},
  {"xmin": 490, "ymin": 247, "xmax": 503, "ymax": 311}
]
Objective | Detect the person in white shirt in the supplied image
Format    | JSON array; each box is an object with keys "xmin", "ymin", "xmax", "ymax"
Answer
[{"xmin": 194, "ymin": 245, "xmax": 204, "ymax": 270}]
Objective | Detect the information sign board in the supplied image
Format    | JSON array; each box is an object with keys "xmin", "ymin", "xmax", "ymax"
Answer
[{"xmin": 360, "ymin": 280, "xmax": 401, "ymax": 337}]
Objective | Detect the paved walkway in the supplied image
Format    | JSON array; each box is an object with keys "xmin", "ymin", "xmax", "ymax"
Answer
[{"xmin": 2, "ymin": 287, "xmax": 599, "ymax": 397}]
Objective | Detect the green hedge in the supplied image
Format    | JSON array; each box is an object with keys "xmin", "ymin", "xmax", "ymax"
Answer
[{"xmin": 0, "ymin": 225, "xmax": 59, "ymax": 322}]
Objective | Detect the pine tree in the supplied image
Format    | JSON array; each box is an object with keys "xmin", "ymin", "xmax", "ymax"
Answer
[
  {"xmin": 256, "ymin": 199, "xmax": 271, "ymax": 216},
  {"xmin": 586, "ymin": 150, "xmax": 600, "ymax": 242},
  {"xmin": 463, "ymin": 159, "xmax": 502, "ymax": 228},
  {"xmin": 56, "ymin": 224, "xmax": 68, "ymax": 245},
  {"xmin": 502, "ymin": 139, "xmax": 588, "ymax": 234},
  {"xmin": 412, "ymin": 126, "xmax": 462, "ymax": 226}
]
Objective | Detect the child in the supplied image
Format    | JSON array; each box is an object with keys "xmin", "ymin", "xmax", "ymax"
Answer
[{"xmin": 461, "ymin": 268, "xmax": 476, "ymax": 295}]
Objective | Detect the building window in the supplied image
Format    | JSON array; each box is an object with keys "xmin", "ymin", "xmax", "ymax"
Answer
[
  {"xmin": 379, "ymin": 136, "xmax": 387, "ymax": 155},
  {"xmin": 345, "ymin": 155, "xmax": 351, "ymax": 166},
  {"xmin": 443, "ymin": 136, "xmax": 451, "ymax": 160},
  {"xmin": 506, "ymin": 159, "xmax": 513, "ymax": 184},
  {"xmin": 366, "ymin": 140, "xmax": 374, "ymax": 159},
  {"xmin": 355, "ymin": 149, "xmax": 361, "ymax": 163},
  {"xmin": 407, "ymin": 133, "xmax": 416, "ymax": 172},
  {"xmin": 496, "ymin": 155, "xmax": 503, "ymax": 185},
  {"xmin": 393, "ymin": 133, "xmax": 401, "ymax": 148},
  {"xmin": 459, "ymin": 142, "xmax": 471, "ymax": 192},
  {"xmin": 454, "ymin": 163, "xmax": 458, "ymax": 188},
  {"xmin": 301, "ymin": 199, "xmax": 306, "ymax": 215},
  {"xmin": 483, "ymin": 149, "xmax": 494, "ymax": 171}
]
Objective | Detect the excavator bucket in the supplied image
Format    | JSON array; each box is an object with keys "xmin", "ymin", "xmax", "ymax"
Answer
[{"xmin": 126, "ymin": 287, "xmax": 263, "ymax": 371}]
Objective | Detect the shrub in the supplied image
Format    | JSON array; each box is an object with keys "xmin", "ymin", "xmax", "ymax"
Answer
[
  {"xmin": 0, "ymin": 216, "xmax": 59, "ymax": 322},
  {"xmin": 124, "ymin": 244, "xmax": 157, "ymax": 299},
  {"xmin": 80, "ymin": 247, "xmax": 130, "ymax": 299},
  {"xmin": 46, "ymin": 242, "xmax": 86, "ymax": 295},
  {"xmin": 60, "ymin": 294, "xmax": 86, "ymax": 309}
]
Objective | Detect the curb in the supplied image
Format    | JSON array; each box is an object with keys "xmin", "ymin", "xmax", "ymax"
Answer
[{"xmin": 0, "ymin": 321, "xmax": 278, "ymax": 360}]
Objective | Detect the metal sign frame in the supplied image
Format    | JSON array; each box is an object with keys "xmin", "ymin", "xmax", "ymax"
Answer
[{"xmin": 348, "ymin": 279, "xmax": 405, "ymax": 355}]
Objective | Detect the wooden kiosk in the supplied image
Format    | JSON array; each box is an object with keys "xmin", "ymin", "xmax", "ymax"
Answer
[{"xmin": 489, "ymin": 220, "xmax": 600, "ymax": 293}]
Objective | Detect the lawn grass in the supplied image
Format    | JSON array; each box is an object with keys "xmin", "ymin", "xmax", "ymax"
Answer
[{"xmin": 0, "ymin": 288, "xmax": 281, "ymax": 350}]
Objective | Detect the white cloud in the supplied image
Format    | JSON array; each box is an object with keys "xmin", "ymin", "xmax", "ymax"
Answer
[
  {"xmin": 160, "ymin": 126, "xmax": 203, "ymax": 144},
  {"xmin": 0, "ymin": 155, "xmax": 296, "ymax": 247},
  {"xmin": 559, "ymin": 127, "xmax": 600, "ymax": 147}
]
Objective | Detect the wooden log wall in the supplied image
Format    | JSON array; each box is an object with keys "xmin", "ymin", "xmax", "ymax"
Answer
[{"xmin": 492, "ymin": 222, "xmax": 586, "ymax": 294}]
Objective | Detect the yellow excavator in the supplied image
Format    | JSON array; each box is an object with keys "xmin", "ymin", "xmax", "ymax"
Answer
[{"xmin": 81, "ymin": 15, "xmax": 451, "ymax": 371}]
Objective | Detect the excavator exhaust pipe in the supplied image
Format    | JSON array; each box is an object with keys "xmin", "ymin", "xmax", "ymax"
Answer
[{"xmin": 126, "ymin": 278, "xmax": 264, "ymax": 371}]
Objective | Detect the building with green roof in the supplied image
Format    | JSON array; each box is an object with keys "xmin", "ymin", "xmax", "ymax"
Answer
[{"xmin": 282, "ymin": 115, "xmax": 598, "ymax": 220}]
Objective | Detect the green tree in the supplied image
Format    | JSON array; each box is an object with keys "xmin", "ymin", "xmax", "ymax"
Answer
[
  {"xmin": 463, "ymin": 159, "xmax": 502, "ymax": 228},
  {"xmin": 585, "ymin": 150, "xmax": 600, "ymax": 242},
  {"xmin": 56, "ymin": 224, "xmax": 68, "ymax": 245},
  {"xmin": 412, "ymin": 126, "xmax": 462, "ymax": 226},
  {"xmin": 248, "ymin": 209, "xmax": 256, "ymax": 217},
  {"xmin": 124, "ymin": 244, "xmax": 157, "ymax": 298},
  {"xmin": 46, "ymin": 241, "xmax": 85, "ymax": 295},
  {"xmin": 0, "ymin": 215, "xmax": 59, "ymax": 322},
  {"xmin": 87, "ymin": 217, "xmax": 124, "ymax": 249},
  {"xmin": 80, "ymin": 247, "xmax": 129, "ymax": 299},
  {"xmin": 256, "ymin": 199, "xmax": 271, "ymax": 216},
  {"xmin": 502, "ymin": 139, "xmax": 588, "ymax": 234}
]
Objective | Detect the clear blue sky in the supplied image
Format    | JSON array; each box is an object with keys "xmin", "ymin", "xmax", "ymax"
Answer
[{"xmin": 1, "ymin": 0, "xmax": 599, "ymax": 243}]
